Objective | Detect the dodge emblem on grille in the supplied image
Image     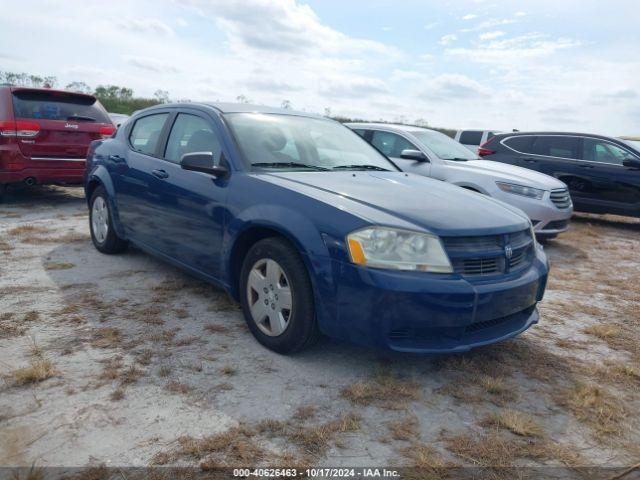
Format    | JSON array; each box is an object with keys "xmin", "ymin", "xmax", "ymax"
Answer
[{"xmin": 504, "ymin": 245, "xmax": 513, "ymax": 259}]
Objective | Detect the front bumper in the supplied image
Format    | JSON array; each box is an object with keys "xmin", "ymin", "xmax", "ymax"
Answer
[
  {"xmin": 315, "ymin": 245, "xmax": 548, "ymax": 353},
  {"xmin": 491, "ymin": 190, "xmax": 573, "ymax": 235}
]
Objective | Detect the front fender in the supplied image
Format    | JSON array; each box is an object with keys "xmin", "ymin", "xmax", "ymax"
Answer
[
  {"xmin": 224, "ymin": 204, "xmax": 338, "ymax": 334},
  {"xmin": 86, "ymin": 165, "xmax": 127, "ymax": 240}
]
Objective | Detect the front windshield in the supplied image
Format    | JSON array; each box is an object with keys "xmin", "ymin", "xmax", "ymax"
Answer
[
  {"xmin": 411, "ymin": 130, "xmax": 479, "ymax": 161},
  {"xmin": 225, "ymin": 113, "xmax": 398, "ymax": 172}
]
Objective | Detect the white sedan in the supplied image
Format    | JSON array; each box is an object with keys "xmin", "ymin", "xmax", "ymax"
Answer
[{"xmin": 347, "ymin": 123, "xmax": 573, "ymax": 238}]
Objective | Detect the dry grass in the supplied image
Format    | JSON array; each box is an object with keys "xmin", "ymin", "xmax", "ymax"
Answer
[
  {"xmin": 43, "ymin": 262, "xmax": 75, "ymax": 271},
  {"xmin": 158, "ymin": 365, "xmax": 172, "ymax": 377},
  {"xmin": 155, "ymin": 425, "xmax": 265, "ymax": 467},
  {"xmin": 174, "ymin": 336, "xmax": 198, "ymax": 347},
  {"xmin": 0, "ymin": 239, "xmax": 13, "ymax": 251},
  {"xmin": 340, "ymin": 373, "xmax": 421, "ymax": 408},
  {"xmin": 166, "ymin": 381, "xmax": 191, "ymax": 394},
  {"xmin": 218, "ymin": 365, "xmax": 237, "ymax": 376},
  {"xmin": 583, "ymin": 324, "xmax": 620, "ymax": 340},
  {"xmin": 445, "ymin": 431, "xmax": 579, "ymax": 470},
  {"xmin": 400, "ymin": 443, "xmax": 453, "ymax": 478},
  {"xmin": 292, "ymin": 405, "xmax": 318, "ymax": 421},
  {"xmin": 11, "ymin": 358, "xmax": 55, "ymax": 385},
  {"xmin": 562, "ymin": 383, "xmax": 627, "ymax": 437},
  {"xmin": 7, "ymin": 224, "xmax": 51, "ymax": 237},
  {"xmin": 287, "ymin": 412, "xmax": 361, "ymax": 456},
  {"xmin": 91, "ymin": 328, "xmax": 121, "ymax": 348},
  {"xmin": 482, "ymin": 409, "xmax": 544, "ymax": 437},
  {"xmin": 204, "ymin": 324, "xmax": 231, "ymax": 334},
  {"xmin": 24, "ymin": 311, "xmax": 40, "ymax": 322},
  {"xmin": 388, "ymin": 415, "xmax": 419, "ymax": 441}
]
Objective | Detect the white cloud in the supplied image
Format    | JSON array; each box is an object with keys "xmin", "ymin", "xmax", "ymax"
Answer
[
  {"xmin": 179, "ymin": 0, "xmax": 399, "ymax": 58},
  {"xmin": 424, "ymin": 22, "xmax": 438, "ymax": 30},
  {"xmin": 123, "ymin": 55, "xmax": 180, "ymax": 73},
  {"xmin": 515, "ymin": 11, "xmax": 527, "ymax": 17},
  {"xmin": 447, "ymin": 33, "xmax": 581, "ymax": 64},
  {"xmin": 319, "ymin": 77, "xmax": 389, "ymax": 99},
  {"xmin": 115, "ymin": 17, "xmax": 175, "ymax": 36},
  {"xmin": 461, "ymin": 18, "xmax": 516, "ymax": 32},
  {"xmin": 420, "ymin": 74, "xmax": 490, "ymax": 101},
  {"xmin": 462, "ymin": 14, "xmax": 477, "ymax": 20},
  {"xmin": 439, "ymin": 34, "xmax": 457, "ymax": 46},
  {"xmin": 479, "ymin": 31, "xmax": 505, "ymax": 40}
]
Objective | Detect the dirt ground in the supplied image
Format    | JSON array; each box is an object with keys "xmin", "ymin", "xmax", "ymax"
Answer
[{"xmin": 1, "ymin": 186, "xmax": 639, "ymax": 478}]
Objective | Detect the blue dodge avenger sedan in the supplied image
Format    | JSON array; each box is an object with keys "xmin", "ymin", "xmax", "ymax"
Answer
[{"xmin": 84, "ymin": 103, "xmax": 549, "ymax": 354}]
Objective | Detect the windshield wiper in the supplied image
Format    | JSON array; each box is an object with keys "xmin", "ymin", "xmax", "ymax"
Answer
[
  {"xmin": 67, "ymin": 115, "xmax": 96, "ymax": 122},
  {"xmin": 332, "ymin": 164, "xmax": 391, "ymax": 171},
  {"xmin": 252, "ymin": 162, "xmax": 329, "ymax": 171},
  {"xmin": 444, "ymin": 157, "xmax": 470, "ymax": 162}
]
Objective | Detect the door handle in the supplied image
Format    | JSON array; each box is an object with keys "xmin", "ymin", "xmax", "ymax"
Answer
[
  {"xmin": 580, "ymin": 164, "xmax": 594, "ymax": 169},
  {"xmin": 152, "ymin": 169, "xmax": 169, "ymax": 179},
  {"xmin": 108, "ymin": 154, "xmax": 126, "ymax": 163},
  {"xmin": 522, "ymin": 158, "xmax": 538, "ymax": 163}
]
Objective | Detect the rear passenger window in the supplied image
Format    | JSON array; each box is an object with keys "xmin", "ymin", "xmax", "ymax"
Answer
[
  {"xmin": 459, "ymin": 131, "xmax": 483, "ymax": 145},
  {"xmin": 129, "ymin": 114, "xmax": 169, "ymax": 156},
  {"xmin": 532, "ymin": 136, "xmax": 579, "ymax": 159},
  {"xmin": 371, "ymin": 131, "xmax": 418, "ymax": 157},
  {"xmin": 164, "ymin": 114, "xmax": 222, "ymax": 164},
  {"xmin": 504, "ymin": 136, "xmax": 534, "ymax": 153}
]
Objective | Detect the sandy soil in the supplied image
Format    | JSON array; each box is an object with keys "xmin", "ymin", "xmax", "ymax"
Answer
[{"xmin": 1, "ymin": 186, "xmax": 638, "ymax": 476}]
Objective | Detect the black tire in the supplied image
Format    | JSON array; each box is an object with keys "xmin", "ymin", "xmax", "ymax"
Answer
[
  {"xmin": 239, "ymin": 237, "xmax": 319, "ymax": 354},
  {"xmin": 89, "ymin": 186, "xmax": 128, "ymax": 254}
]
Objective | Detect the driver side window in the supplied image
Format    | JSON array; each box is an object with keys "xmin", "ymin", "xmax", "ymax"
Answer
[
  {"xmin": 164, "ymin": 113, "xmax": 223, "ymax": 164},
  {"xmin": 583, "ymin": 138, "xmax": 635, "ymax": 166},
  {"xmin": 371, "ymin": 130, "xmax": 417, "ymax": 157}
]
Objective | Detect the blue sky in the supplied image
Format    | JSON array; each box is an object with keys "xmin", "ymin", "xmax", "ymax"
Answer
[{"xmin": 1, "ymin": 0, "xmax": 639, "ymax": 134}]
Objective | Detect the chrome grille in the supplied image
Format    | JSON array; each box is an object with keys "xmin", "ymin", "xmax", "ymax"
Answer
[
  {"xmin": 443, "ymin": 229, "xmax": 534, "ymax": 277},
  {"xmin": 550, "ymin": 188, "xmax": 572, "ymax": 209}
]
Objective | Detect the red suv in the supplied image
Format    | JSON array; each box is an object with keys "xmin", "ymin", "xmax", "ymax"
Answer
[{"xmin": 0, "ymin": 87, "xmax": 115, "ymax": 200}]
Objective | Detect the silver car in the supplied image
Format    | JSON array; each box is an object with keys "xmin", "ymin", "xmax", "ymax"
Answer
[{"xmin": 348, "ymin": 123, "xmax": 573, "ymax": 239}]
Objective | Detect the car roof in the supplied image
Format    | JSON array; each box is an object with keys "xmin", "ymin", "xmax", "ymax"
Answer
[
  {"xmin": 346, "ymin": 122, "xmax": 437, "ymax": 134},
  {"xmin": 140, "ymin": 101, "xmax": 324, "ymax": 119},
  {"xmin": 493, "ymin": 131, "xmax": 621, "ymax": 142}
]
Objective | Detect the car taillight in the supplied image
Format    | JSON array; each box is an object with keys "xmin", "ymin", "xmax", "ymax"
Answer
[
  {"xmin": 0, "ymin": 121, "xmax": 17, "ymax": 137},
  {"xmin": 99, "ymin": 125, "xmax": 116, "ymax": 139},
  {"xmin": 478, "ymin": 136, "xmax": 496, "ymax": 157},
  {"xmin": 0, "ymin": 120, "xmax": 40, "ymax": 137}
]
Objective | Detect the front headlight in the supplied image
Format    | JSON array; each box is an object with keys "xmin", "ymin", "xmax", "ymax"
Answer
[
  {"xmin": 346, "ymin": 227, "xmax": 453, "ymax": 273},
  {"xmin": 496, "ymin": 182, "xmax": 545, "ymax": 200}
]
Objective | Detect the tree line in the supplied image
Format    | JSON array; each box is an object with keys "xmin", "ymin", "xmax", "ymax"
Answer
[{"xmin": 0, "ymin": 70, "xmax": 455, "ymax": 136}]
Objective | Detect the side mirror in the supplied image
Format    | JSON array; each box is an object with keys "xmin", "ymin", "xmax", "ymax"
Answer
[
  {"xmin": 400, "ymin": 149, "xmax": 428, "ymax": 162},
  {"xmin": 623, "ymin": 157, "xmax": 640, "ymax": 169},
  {"xmin": 180, "ymin": 152, "xmax": 228, "ymax": 177}
]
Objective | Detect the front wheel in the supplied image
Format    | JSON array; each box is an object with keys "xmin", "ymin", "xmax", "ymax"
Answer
[
  {"xmin": 239, "ymin": 237, "xmax": 319, "ymax": 354},
  {"xmin": 89, "ymin": 186, "xmax": 128, "ymax": 254}
]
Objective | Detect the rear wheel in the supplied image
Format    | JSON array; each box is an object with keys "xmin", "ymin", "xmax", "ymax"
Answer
[
  {"xmin": 239, "ymin": 237, "xmax": 319, "ymax": 354},
  {"xmin": 89, "ymin": 186, "xmax": 128, "ymax": 254}
]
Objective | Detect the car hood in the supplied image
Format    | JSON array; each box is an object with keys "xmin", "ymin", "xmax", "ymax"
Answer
[
  {"xmin": 256, "ymin": 171, "xmax": 530, "ymax": 236},
  {"xmin": 455, "ymin": 160, "xmax": 567, "ymax": 189}
]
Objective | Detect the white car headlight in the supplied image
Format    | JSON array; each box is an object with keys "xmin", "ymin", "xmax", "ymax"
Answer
[
  {"xmin": 496, "ymin": 182, "xmax": 545, "ymax": 200},
  {"xmin": 346, "ymin": 227, "xmax": 453, "ymax": 273}
]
